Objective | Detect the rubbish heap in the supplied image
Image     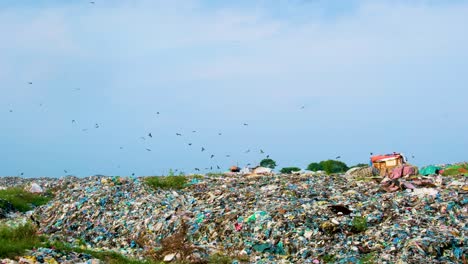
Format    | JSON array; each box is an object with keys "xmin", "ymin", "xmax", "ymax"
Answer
[{"xmin": 28, "ymin": 173, "xmax": 466, "ymax": 263}]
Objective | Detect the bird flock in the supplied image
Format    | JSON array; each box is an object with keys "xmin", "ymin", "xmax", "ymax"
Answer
[{"xmin": 5, "ymin": 80, "xmax": 318, "ymax": 177}]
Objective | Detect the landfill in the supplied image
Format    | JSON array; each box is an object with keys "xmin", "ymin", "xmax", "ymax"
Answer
[{"xmin": 0, "ymin": 170, "xmax": 467, "ymax": 263}]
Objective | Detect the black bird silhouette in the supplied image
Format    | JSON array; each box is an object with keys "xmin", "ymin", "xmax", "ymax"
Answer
[
  {"xmin": 146, "ymin": 148, "xmax": 152, "ymax": 151},
  {"xmin": 195, "ymin": 168, "xmax": 200, "ymax": 171},
  {"xmin": 243, "ymin": 123, "xmax": 248, "ymax": 126},
  {"xmin": 226, "ymin": 155, "xmax": 230, "ymax": 157},
  {"xmin": 217, "ymin": 165, "xmax": 220, "ymax": 170},
  {"xmin": 245, "ymin": 149, "xmax": 250, "ymax": 153},
  {"xmin": 148, "ymin": 133, "xmax": 152, "ymax": 138},
  {"xmin": 246, "ymin": 163, "xmax": 251, "ymax": 166},
  {"xmin": 95, "ymin": 123, "xmax": 99, "ymax": 128},
  {"xmin": 218, "ymin": 132, "xmax": 222, "ymax": 136},
  {"xmin": 120, "ymin": 147, "xmax": 123, "ymax": 149},
  {"xmin": 266, "ymin": 155, "xmax": 270, "ymax": 158},
  {"xmin": 20, "ymin": 172, "xmax": 24, "ymax": 176},
  {"xmin": 64, "ymin": 170, "xmax": 68, "ymax": 173},
  {"xmin": 412, "ymin": 155, "xmax": 415, "ymax": 159},
  {"xmin": 192, "ymin": 130, "xmax": 197, "ymax": 133},
  {"xmin": 301, "ymin": 106, "xmax": 305, "ymax": 109},
  {"xmin": 370, "ymin": 152, "xmax": 373, "ymax": 156},
  {"xmin": 188, "ymin": 143, "xmax": 192, "ymax": 146},
  {"xmin": 176, "ymin": 133, "xmax": 182, "ymax": 136},
  {"xmin": 260, "ymin": 149, "xmax": 264, "ymax": 154},
  {"xmin": 201, "ymin": 147, "xmax": 205, "ymax": 152},
  {"xmin": 210, "ymin": 154, "xmax": 214, "ymax": 158},
  {"xmin": 210, "ymin": 166, "xmax": 213, "ymax": 170},
  {"xmin": 72, "ymin": 120, "xmax": 76, "ymax": 123},
  {"xmin": 90, "ymin": 1, "xmax": 95, "ymax": 4},
  {"xmin": 156, "ymin": 112, "xmax": 160, "ymax": 115},
  {"xmin": 336, "ymin": 156, "xmax": 341, "ymax": 159},
  {"xmin": 9, "ymin": 110, "xmax": 13, "ymax": 113},
  {"xmin": 28, "ymin": 82, "xmax": 32, "ymax": 84},
  {"xmin": 132, "ymin": 173, "xmax": 135, "ymax": 176}
]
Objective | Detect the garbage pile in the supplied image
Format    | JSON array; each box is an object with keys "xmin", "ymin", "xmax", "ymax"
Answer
[
  {"xmin": 1, "ymin": 248, "xmax": 99, "ymax": 264},
  {"xmin": 28, "ymin": 174, "xmax": 467, "ymax": 263}
]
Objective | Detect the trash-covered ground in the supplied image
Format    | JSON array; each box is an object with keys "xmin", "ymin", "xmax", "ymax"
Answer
[{"xmin": 1, "ymin": 172, "xmax": 467, "ymax": 263}]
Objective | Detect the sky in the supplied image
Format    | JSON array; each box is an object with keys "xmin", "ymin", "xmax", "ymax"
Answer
[{"xmin": 1, "ymin": 0, "xmax": 467, "ymax": 177}]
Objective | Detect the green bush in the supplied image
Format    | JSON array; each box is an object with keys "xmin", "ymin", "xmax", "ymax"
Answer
[
  {"xmin": 260, "ymin": 159, "xmax": 277, "ymax": 169},
  {"xmin": 280, "ymin": 167, "xmax": 301, "ymax": 174},
  {"xmin": 319, "ymin": 160, "xmax": 349, "ymax": 175},
  {"xmin": 351, "ymin": 216, "xmax": 367, "ymax": 233},
  {"xmin": 0, "ymin": 188, "xmax": 52, "ymax": 212},
  {"xmin": 0, "ymin": 223, "xmax": 41, "ymax": 258},
  {"xmin": 145, "ymin": 176, "xmax": 188, "ymax": 190},
  {"xmin": 306, "ymin": 162, "xmax": 323, "ymax": 171}
]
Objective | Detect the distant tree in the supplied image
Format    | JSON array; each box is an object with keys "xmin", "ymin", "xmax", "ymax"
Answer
[
  {"xmin": 280, "ymin": 167, "xmax": 301, "ymax": 174},
  {"xmin": 307, "ymin": 162, "xmax": 323, "ymax": 171},
  {"xmin": 260, "ymin": 158, "xmax": 277, "ymax": 169},
  {"xmin": 319, "ymin": 160, "xmax": 349, "ymax": 175}
]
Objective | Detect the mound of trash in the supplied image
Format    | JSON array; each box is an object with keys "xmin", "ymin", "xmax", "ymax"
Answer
[{"xmin": 30, "ymin": 174, "xmax": 467, "ymax": 263}]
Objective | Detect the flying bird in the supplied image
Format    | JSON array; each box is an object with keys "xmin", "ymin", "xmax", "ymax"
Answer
[
  {"xmin": 370, "ymin": 152, "xmax": 373, "ymax": 156},
  {"xmin": 146, "ymin": 148, "xmax": 152, "ymax": 151},
  {"xmin": 246, "ymin": 163, "xmax": 251, "ymax": 166},
  {"xmin": 188, "ymin": 143, "xmax": 192, "ymax": 146},
  {"xmin": 260, "ymin": 149, "xmax": 264, "ymax": 154},
  {"xmin": 336, "ymin": 156, "xmax": 341, "ymax": 159},
  {"xmin": 412, "ymin": 155, "xmax": 415, "ymax": 159},
  {"xmin": 132, "ymin": 173, "xmax": 135, "ymax": 176},
  {"xmin": 195, "ymin": 168, "xmax": 200, "ymax": 171},
  {"xmin": 20, "ymin": 172, "xmax": 24, "ymax": 176},
  {"xmin": 243, "ymin": 123, "xmax": 248, "ymax": 126},
  {"xmin": 218, "ymin": 132, "xmax": 222, "ymax": 136},
  {"xmin": 192, "ymin": 130, "xmax": 197, "ymax": 133},
  {"xmin": 226, "ymin": 155, "xmax": 230, "ymax": 157},
  {"xmin": 176, "ymin": 133, "xmax": 182, "ymax": 136},
  {"xmin": 210, "ymin": 166, "xmax": 213, "ymax": 170},
  {"xmin": 95, "ymin": 123, "xmax": 99, "ymax": 128},
  {"xmin": 89, "ymin": 1, "xmax": 95, "ymax": 4},
  {"xmin": 72, "ymin": 120, "xmax": 76, "ymax": 123},
  {"xmin": 266, "ymin": 155, "xmax": 270, "ymax": 159},
  {"xmin": 9, "ymin": 110, "xmax": 13, "ymax": 113},
  {"xmin": 120, "ymin": 147, "xmax": 123, "ymax": 149},
  {"xmin": 201, "ymin": 147, "xmax": 205, "ymax": 152},
  {"xmin": 210, "ymin": 154, "xmax": 214, "ymax": 158},
  {"xmin": 28, "ymin": 82, "xmax": 32, "ymax": 85},
  {"xmin": 217, "ymin": 165, "xmax": 220, "ymax": 170},
  {"xmin": 245, "ymin": 149, "xmax": 250, "ymax": 153},
  {"xmin": 64, "ymin": 170, "xmax": 68, "ymax": 174},
  {"xmin": 148, "ymin": 133, "xmax": 152, "ymax": 138}
]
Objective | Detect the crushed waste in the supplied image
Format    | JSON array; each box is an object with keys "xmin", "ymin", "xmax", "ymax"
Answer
[{"xmin": 0, "ymin": 168, "xmax": 466, "ymax": 263}]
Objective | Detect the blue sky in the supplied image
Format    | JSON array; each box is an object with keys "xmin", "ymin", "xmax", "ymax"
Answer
[{"xmin": 1, "ymin": 0, "xmax": 467, "ymax": 177}]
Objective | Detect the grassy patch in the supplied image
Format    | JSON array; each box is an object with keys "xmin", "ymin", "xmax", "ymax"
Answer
[
  {"xmin": 359, "ymin": 252, "xmax": 377, "ymax": 264},
  {"xmin": 208, "ymin": 253, "xmax": 233, "ymax": 264},
  {"xmin": 351, "ymin": 216, "xmax": 368, "ymax": 233},
  {"xmin": 322, "ymin": 254, "xmax": 336, "ymax": 263},
  {"xmin": 206, "ymin": 172, "xmax": 225, "ymax": 177},
  {"xmin": 145, "ymin": 176, "xmax": 188, "ymax": 190},
  {"xmin": 0, "ymin": 188, "xmax": 52, "ymax": 212},
  {"xmin": 442, "ymin": 164, "xmax": 468, "ymax": 176},
  {"xmin": 0, "ymin": 223, "xmax": 42, "ymax": 258}
]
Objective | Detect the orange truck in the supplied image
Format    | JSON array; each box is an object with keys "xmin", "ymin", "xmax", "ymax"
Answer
[{"xmin": 371, "ymin": 153, "xmax": 407, "ymax": 176}]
